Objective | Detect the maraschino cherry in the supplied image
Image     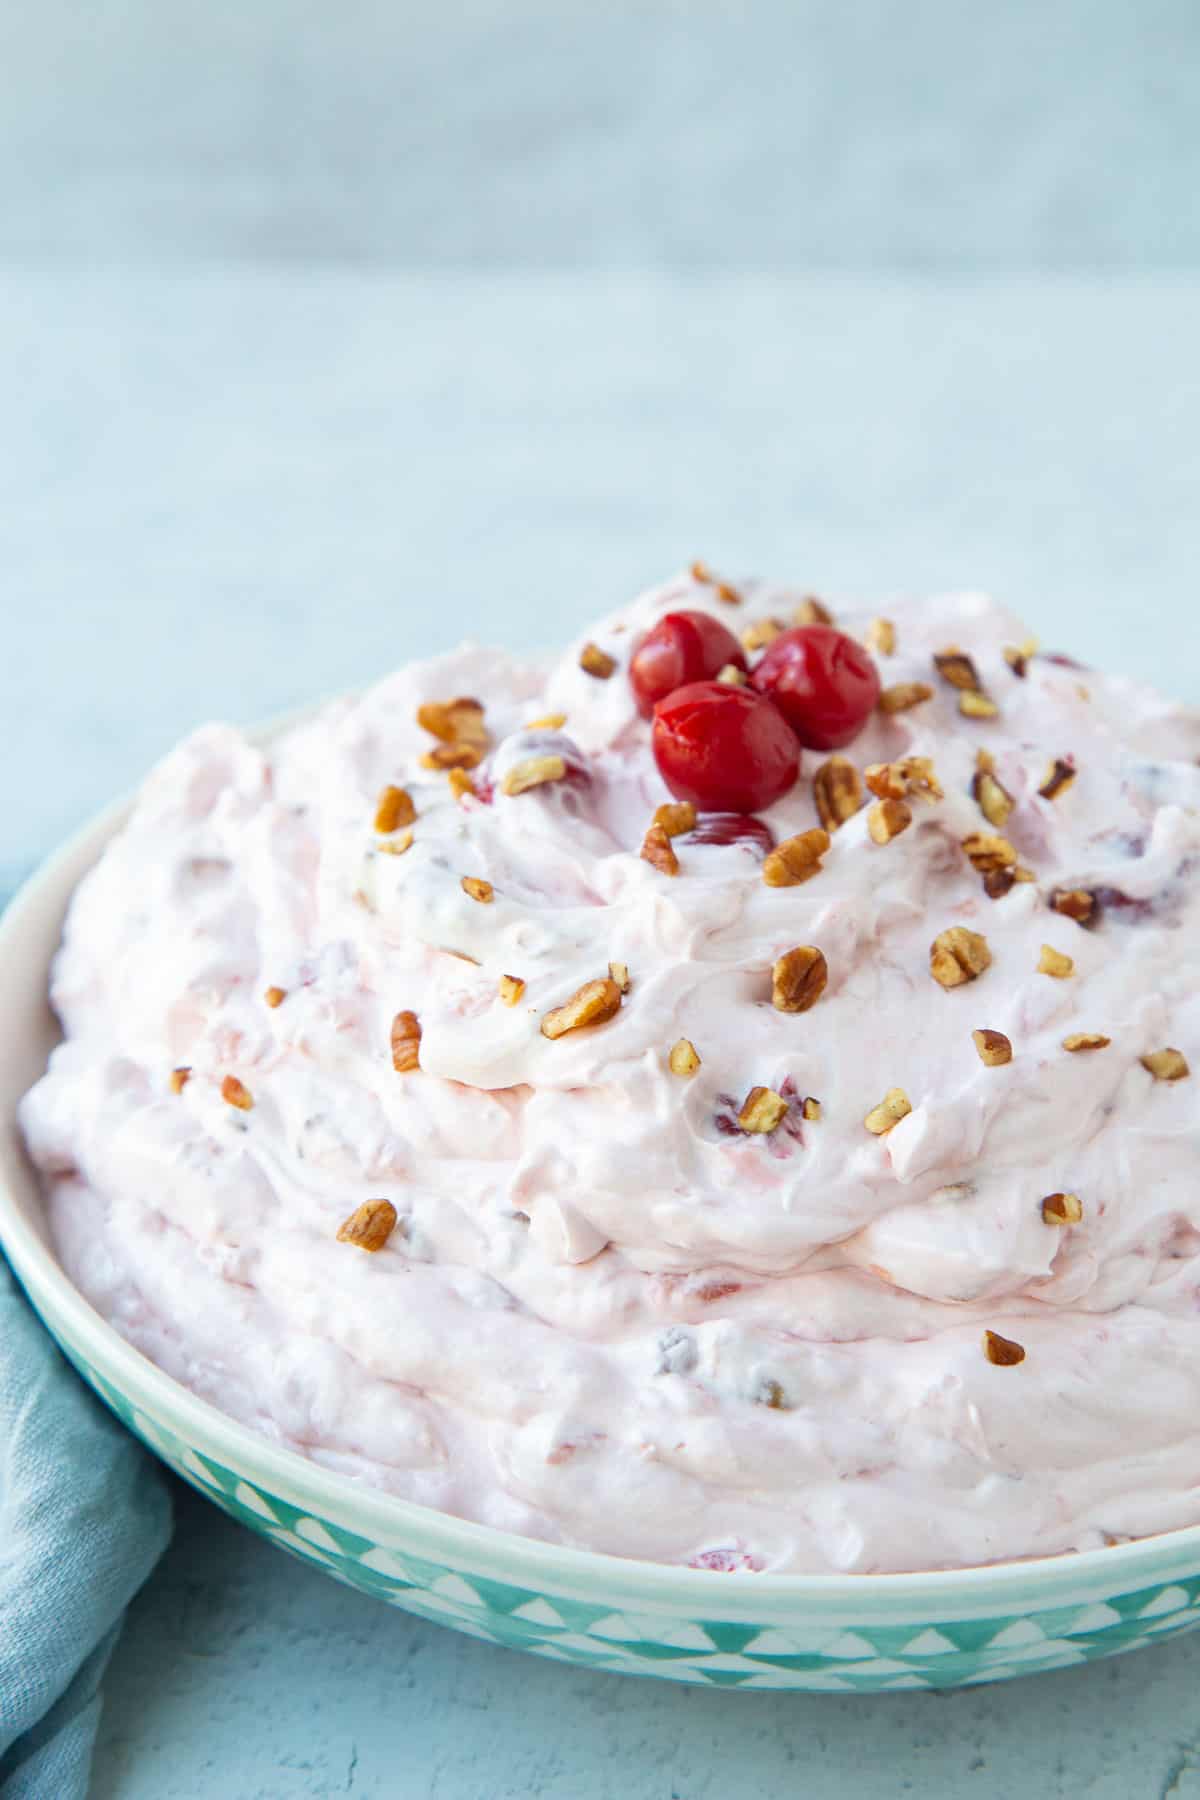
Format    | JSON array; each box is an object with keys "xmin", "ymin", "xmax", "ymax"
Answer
[
  {"xmin": 750, "ymin": 625, "xmax": 880, "ymax": 750},
  {"xmin": 652, "ymin": 682, "xmax": 800, "ymax": 813},
  {"xmin": 629, "ymin": 611, "xmax": 747, "ymax": 718}
]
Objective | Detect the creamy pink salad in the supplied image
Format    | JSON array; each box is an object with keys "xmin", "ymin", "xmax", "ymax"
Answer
[{"xmin": 20, "ymin": 571, "xmax": 1200, "ymax": 1574}]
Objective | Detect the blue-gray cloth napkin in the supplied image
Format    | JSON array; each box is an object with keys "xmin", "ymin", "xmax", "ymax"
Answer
[{"xmin": 0, "ymin": 1253, "xmax": 171, "ymax": 1797}]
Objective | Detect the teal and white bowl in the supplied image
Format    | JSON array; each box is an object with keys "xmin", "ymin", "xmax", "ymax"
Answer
[{"xmin": 5, "ymin": 792, "xmax": 1200, "ymax": 1693}]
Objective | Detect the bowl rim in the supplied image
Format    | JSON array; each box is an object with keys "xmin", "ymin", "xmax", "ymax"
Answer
[{"xmin": 6, "ymin": 712, "xmax": 1200, "ymax": 1609}]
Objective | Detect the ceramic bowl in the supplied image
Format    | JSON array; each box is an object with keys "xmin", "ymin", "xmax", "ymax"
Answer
[{"xmin": 5, "ymin": 784, "xmax": 1200, "ymax": 1693}]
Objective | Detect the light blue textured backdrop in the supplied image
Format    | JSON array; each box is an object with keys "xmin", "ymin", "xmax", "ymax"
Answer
[
  {"xmin": 6, "ymin": 6, "xmax": 1200, "ymax": 1795},
  {"xmin": 3, "ymin": 1, "xmax": 1199, "ymax": 267}
]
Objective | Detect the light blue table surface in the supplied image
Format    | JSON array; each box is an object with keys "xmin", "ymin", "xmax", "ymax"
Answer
[{"xmin": 6, "ymin": 268, "xmax": 1200, "ymax": 1797}]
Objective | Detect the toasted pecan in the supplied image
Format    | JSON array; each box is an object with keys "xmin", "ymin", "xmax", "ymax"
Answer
[
  {"xmin": 813, "ymin": 756, "xmax": 862, "ymax": 831},
  {"xmin": 1140, "ymin": 1047, "xmax": 1190, "ymax": 1081},
  {"xmin": 972, "ymin": 1028, "xmax": 1013, "ymax": 1067},
  {"xmin": 641, "ymin": 822, "xmax": 680, "ymax": 876},
  {"xmin": 579, "ymin": 642, "xmax": 617, "ymax": 679},
  {"xmin": 762, "ymin": 828, "xmax": 830, "ymax": 888},
  {"xmin": 390, "ymin": 1010, "xmax": 422, "ymax": 1072},
  {"xmin": 930, "ymin": 927, "xmax": 991, "ymax": 988},
  {"xmin": 983, "ymin": 1329, "xmax": 1026, "ymax": 1367},
  {"xmin": 1041, "ymin": 1192, "xmax": 1083, "ymax": 1225},
  {"xmin": 878, "ymin": 681, "xmax": 934, "ymax": 715},
  {"xmin": 864, "ymin": 1088, "xmax": 912, "ymax": 1135},
  {"xmin": 793, "ymin": 596, "xmax": 833, "ymax": 626},
  {"xmin": 337, "ymin": 1198, "xmax": 398, "ymax": 1253},
  {"xmin": 868, "ymin": 798, "xmax": 913, "ymax": 844},
  {"xmin": 772, "ymin": 945, "xmax": 828, "ymax": 1014},
  {"xmin": 374, "ymin": 784, "xmax": 416, "ymax": 833},
  {"xmin": 221, "ymin": 1074, "xmax": 253, "ymax": 1111},
  {"xmin": 501, "ymin": 754, "xmax": 567, "ymax": 797},
  {"xmin": 1038, "ymin": 758, "xmax": 1077, "ymax": 801},
  {"xmin": 417, "ymin": 696, "xmax": 487, "ymax": 749},
  {"xmin": 738, "ymin": 1086, "xmax": 789, "ymax": 1133},
  {"xmin": 933, "ymin": 649, "xmax": 982, "ymax": 692},
  {"xmin": 541, "ymin": 977, "xmax": 623, "ymax": 1040},
  {"xmin": 653, "ymin": 801, "xmax": 698, "ymax": 838}
]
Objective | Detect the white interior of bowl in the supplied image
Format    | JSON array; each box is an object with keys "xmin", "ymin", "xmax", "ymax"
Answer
[{"xmin": 5, "ymin": 718, "xmax": 1200, "ymax": 1617}]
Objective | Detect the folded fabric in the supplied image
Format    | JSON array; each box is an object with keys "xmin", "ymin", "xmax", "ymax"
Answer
[{"xmin": 0, "ymin": 1252, "xmax": 171, "ymax": 1798}]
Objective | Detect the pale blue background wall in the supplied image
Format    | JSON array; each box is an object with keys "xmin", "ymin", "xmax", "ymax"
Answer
[{"xmin": 5, "ymin": 5, "xmax": 1200, "ymax": 1795}]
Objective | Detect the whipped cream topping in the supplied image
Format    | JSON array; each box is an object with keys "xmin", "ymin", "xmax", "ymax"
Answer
[{"xmin": 20, "ymin": 572, "xmax": 1200, "ymax": 1574}]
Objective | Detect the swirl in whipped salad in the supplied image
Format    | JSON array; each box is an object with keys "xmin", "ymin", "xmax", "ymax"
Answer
[{"xmin": 20, "ymin": 571, "xmax": 1200, "ymax": 1573}]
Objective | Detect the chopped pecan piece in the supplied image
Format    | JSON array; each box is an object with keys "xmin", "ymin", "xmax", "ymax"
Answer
[
  {"xmin": 1004, "ymin": 637, "xmax": 1038, "ymax": 677},
  {"xmin": 669, "ymin": 1037, "xmax": 701, "ymax": 1077},
  {"xmin": 930, "ymin": 927, "xmax": 992, "ymax": 988},
  {"xmin": 653, "ymin": 801, "xmax": 697, "ymax": 838},
  {"xmin": 169, "ymin": 1065, "xmax": 191, "ymax": 1095},
  {"xmin": 525, "ymin": 711, "xmax": 567, "ymax": 730},
  {"xmin": 983, "ymin": 868, "xmax": 1015, "ymax": 900},
  {"xmin": 390, "ymin": 1010, "xmax": 422, "ymax": 1071},
  {"xmin": 741, "ymin": 617, "xmax": 785, "ymax": 652},
  {"xmin": 961, "ymin": 832, "xmax": 1017, "ymax": 875},
  {"xmin": 878, "ymin": 681, "xmax": 934, "ymax": 715},
  {"xmin": 498, "ymin": 974, "xmax": 526, "ymax": 1006},
  {"xmin": 1050, "ymin": 887, "xmax": 1095, "ymax": 925},
  {"xmin": 448, "ymin": 769, "xmax": 476, "ymax": 802},
  {"xmin": 959, "ymin": 689, "xmax": 999, "ymax": 719},
  {"xmin": 772, "ymin": 945, "xmax": 828, "ymax": 1014},
  {"xmin": 1063, "ymin": 1033, "xmax": 1111, "ymax": 1053},
  {"xmin": 1041, "ymin": 1191, "xmax": 1083, "ymax": 1225},
  {"xmin": 865, "ymin": 616, "xmax": 895, "ymax": 655},
  {"xmin": 868, "ymin": 798, "xmax": 913, "ymax": 843},
  {"xmin": 813, "ymin": 756, "xmax": 863, "ymax": 831},
  {"xmin": 377, "ymin": 828, "xmax": 414, "ymax": 856},
  {"xmin": 1140, "ymin": 1047, "xmax": 1190, "ymax": 1081},
  {"xmin": 337, "ymin": 1198, "xmax": 398, "ymax": 1253},
  {"xmin": 501, "ymin": 754, "xmax": 567, "ymax": 797},
  {"xmin": 608, "ymin": 960, "xmax": 632, "ymax": 994},
  {"xmin": 1038, "ymin": 758, "xmax": 1076, "ymax": 801},
  {"xmin": 541, "ymin": 977, "xmax": 623, "ymax": 1040},
  {"xmin": 715, "ymin": 582, "xmax": 742, "ymax": 606},
  {"xmin": 374, "ymin": 784, "xmax": 416, "ymax": 833},
  {"xmin": 690, "ymin": 559, "xmax": 713, "ymax": 584},
  {"xmin": 417, "ymin": 696, "xmax": 487, "ymax": 749},
  {"xmin": 1037, "ymin": 944, "xmax": 1075, "ymax": 978},
  {"xmin": 641, "ymin": 822, "xmax": 680, "ymax": 876},
  {"xmin": 579, "ymin": 642, "xmax": 617, "ymax": 679},
  {"xmin": 716, "ymin": 662, "xmax": 748, "ymax": 686},
  {"xmin": 933, "ymin": 648, "xmax": 982, "ymax": 691},
  {"xmin": 762, "ymin": 828, "xmax": 830, "ymax": 888},
  {"xmin": 864, "ymin": 756, "xmax": 942, "ymax": 804},
  {"xmin": 793, "ymin": 596, "xmax": 833, "ymax": 626},
  {"xmin": 983, "ymin": 1329, "xmax": 1026, "ymax": 1367},
  {"xmin": 221, "ymin": 1075, "xmax": 253, "ymax": 1111},
  {"xmin": 972, "ymin": 761, "xmax": 1014, "ymax": 827},
  {"xmin": 461, "ymin": 876, "xmax": 494, "ymax": 904},
  {"xmin": 263, "ymin": 986, "xmax": 286, "ymax": 1009},
  {"xmin": 421, "ymin": 743, "xmax": 483, "ymax": 772},
  {"xmin": 973, "ymin": 1028, "xmax": 1013, "ymax": 1067},
  {"xmin": 738, "ymin": 1086, "xmax": 789, "ymax": 1133},
  {"xmin": 801, "ymin": 1096, "xmax": 822, "ymax": 1121},
  {"xmin": 864, "ymin": 1087, "xmax": 912, "ymax": 1135}
]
